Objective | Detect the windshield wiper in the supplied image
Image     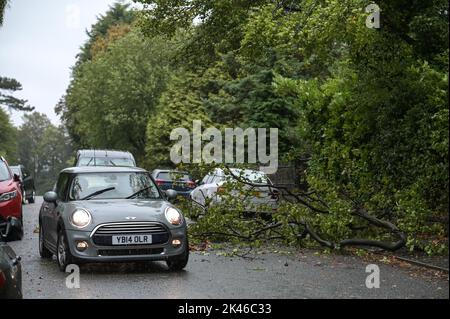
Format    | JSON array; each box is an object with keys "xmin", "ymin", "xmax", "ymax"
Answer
[
  {"xmin": 81, "ymin": 187, "xmax": 115, "ymax": 200},
  {"xmin": 126, "ymin": 186, "xmax": 156, "ymax": 199}
]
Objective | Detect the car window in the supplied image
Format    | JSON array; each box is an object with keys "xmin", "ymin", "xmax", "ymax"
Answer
[
  {"xmin": 77, "ymin": 157, "xmax": 135, "ymax": 167},
  {"xmin": 0, "ymin": 161, "xmax": 11, "ymax": 182},
  {"xmin": 157, "ymin": 171, "xmax": 190, "ymax": 181},
  {"xmin": 223, "ymin": 169, "xmax": 269, "ymax": 184},
  {"xmin": 56, "ymin": 173, "xmax": 70, "ymax": 200},
  {"xmin": 69, "ymin": 172, "xmax": 160, "ymax": 200}
]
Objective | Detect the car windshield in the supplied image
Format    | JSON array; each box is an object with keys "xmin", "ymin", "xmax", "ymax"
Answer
[
  {"xmin": 157, "ymin": 171, "xmax": 191, "ymax": 181},
  {"xmin": 0, "ymin": 161, "xmax": 10, "ymax": 182},
  {"xmin": 78, "ymin": 157, "xmax": 135, "ymax": 167},
  {"xmin": 69, "ymin": 172, "xmax": 160, "ymax": 200}
]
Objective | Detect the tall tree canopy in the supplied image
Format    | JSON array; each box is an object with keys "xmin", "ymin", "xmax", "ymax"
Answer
[
  {"xmin": 61, "ymin": 0, "xmax": 448, "ymax": 254},
  {"xmin": 16, "ymin": 112, "xmax": 73, "ymax": 194},
  {"xmin": 58, "ymin": 21, "xmax": 171, "ymax": 164},
  {"xmin": 0, "ymin": 77, "xmax": 34, "ymax": 111}
]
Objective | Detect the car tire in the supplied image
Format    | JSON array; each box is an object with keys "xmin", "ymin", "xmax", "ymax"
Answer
[
  {"xmin": 7, "ymin": 209, "xmax": 24, "ymax": 241},
  {"xmin": 166, "ymin": 240, "xmax": 189, "ymax": 271},
  {"xmin": 22, "ymin": 190, "xmax": 27, "ymax": 205},
  {"xmin": 56, "ymin": 229, "xmax": 74, "ymax": 272},
  {"xmin": 39, "ymin": 224, "xmax": 53, "ymax": 259},
  {"xmin": 28, "ymin": 190, "xmax": 35, "ymax": 204}
]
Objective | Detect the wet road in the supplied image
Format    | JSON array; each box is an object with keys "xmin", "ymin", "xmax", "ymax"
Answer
[{"xmin": 8, "ymin": 197, "xmax": 449, "ymax": 299}]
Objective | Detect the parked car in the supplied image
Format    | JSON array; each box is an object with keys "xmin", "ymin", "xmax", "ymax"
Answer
[
  {"xmin": 0, "ymin": 219, "xmax": 22, "ymax": 299},
  {"xmin": 74, "ymin": 150, "xmax": 136, "ymax": 167},
  {"xmin": 151, "ymin": 170, "xmax": 196, "ymax": 198},
  {"xmin": 190, "ymin": 168, "xmax": 278, "ymax": 215},
  {"xmin": 9, "ymin": 165, "xmax": 35, "ymax": 204},
  {"xmin": 39, "ymin": 166, "xmax": 189, "ymax": 271},
  {"xmin": 0, "ymin": 157, "xmax": 23, "ymax": 241}
]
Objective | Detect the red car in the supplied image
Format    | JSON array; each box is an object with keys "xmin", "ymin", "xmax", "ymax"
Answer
[{"xmin": 0, "ymin": 156, "xmax": 23, "ymax": 240}]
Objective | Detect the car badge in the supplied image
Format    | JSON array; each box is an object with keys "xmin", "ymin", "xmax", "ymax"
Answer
[{"xmin": 125, "ymin": 216, "xmax": 137, "ymax": 220}]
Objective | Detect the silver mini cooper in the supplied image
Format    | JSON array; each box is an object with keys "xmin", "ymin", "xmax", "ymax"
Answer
[{"xmin": 39, "ymin": 166, "xmax": 189, "ymax": 271}]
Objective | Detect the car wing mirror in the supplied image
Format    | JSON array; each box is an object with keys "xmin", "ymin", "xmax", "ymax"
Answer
[
  {"xmin": 13, "ymin": 174, "xmax": 21, "ymax": 183},
  {"xmin": 43, "ymin": 191, "xmax": 58, "ymax": 204},
  {"xmin": 165, "ymin": 189, "xmax": 178, "ymax": 201}
]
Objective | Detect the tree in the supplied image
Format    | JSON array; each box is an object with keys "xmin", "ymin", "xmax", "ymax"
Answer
[
  {"xmin": 0, "ymin": 107, "xmax": 16, "ymax": 159},
  {"xmin": 145, "ymin": 71, "xmax": 213, "ymax": 169},
  {"xmin": 0, "ymin": 77, "xmax": 34, "ymax": 111},
  {"xmin": 135, "ymin": 0, "xmax": 449, "ymax": 254},
  {"xmin": 137, "ymin": 0, "xmax": 269, "ymax": 68},
  {"xmin": 16, "ymin": 112, "xmax": 73, "ymax": 194},
  {"xmin": 0, "ymin": 0, "xmax": 8, "ymax": 26},
  {"xmin": 76, "ymin": 2, "xmax": 136, "ymax": 64},
  {"xmin": 60, "ymin": 29, "xmax": 171, "ymax": 164}
]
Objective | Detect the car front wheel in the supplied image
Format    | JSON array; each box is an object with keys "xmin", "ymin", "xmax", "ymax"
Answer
[
  {"xmin": 57, "ymin": 230, "xmax": 74, "ymax": 272},
  {"xmin": 166, "ymin": 240, "xmax": 189, "ymax": 271}
]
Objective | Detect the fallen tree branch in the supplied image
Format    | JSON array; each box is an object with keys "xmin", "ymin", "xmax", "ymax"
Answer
[{"xmin": 187, "ymin": 166, "xmax": 407, "ymax": 253}]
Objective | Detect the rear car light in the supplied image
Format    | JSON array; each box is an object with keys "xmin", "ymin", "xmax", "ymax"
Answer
[
  {"xmin": 217, "ymin": 187, "xmax": 226, "ymax": 194},
  {"xmin": 187, "ymin": 181, "xmax": 196, "ymax": 189},
  {"xmin": 0, "ymin": 191, "xmax": 17, "ymax": 202},
  {"xmin": 155, "ymin": 179, "xmax": 164, "ymax": 186}
]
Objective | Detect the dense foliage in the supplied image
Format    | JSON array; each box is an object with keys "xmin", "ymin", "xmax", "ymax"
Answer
[
  {"xmin": 15, "ymin": 113, "xmax": 72, "ymax": 193},
  {"xmin": 58, "ymin": 1, "xmax": 448, "ymax": 254},
  {"xmin": 0, "ymin": 107, "xmax": 16, "ymax": 159}
]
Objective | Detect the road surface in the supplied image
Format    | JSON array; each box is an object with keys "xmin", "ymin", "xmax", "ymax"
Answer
[{"xmin": 8, "ymin": 197, "xmax": 449, "ymax": 299}]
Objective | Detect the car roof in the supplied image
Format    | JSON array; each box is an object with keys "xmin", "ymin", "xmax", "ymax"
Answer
[
  {"xmin": 76, "ymin": 149, "xmax": 134, "ymax": 158},
  {"xmin": 61, "ymin": 166, "xmax": 147, "ymax": 174}
]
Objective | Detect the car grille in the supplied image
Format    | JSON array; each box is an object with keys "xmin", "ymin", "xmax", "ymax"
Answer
[
  {"xmin": 97, "ymin": 248, "xmax": 164, "ymax": 256},
  {"xmin": 92, "ymin": 222, "xmax": 170, "ymax": 246}
]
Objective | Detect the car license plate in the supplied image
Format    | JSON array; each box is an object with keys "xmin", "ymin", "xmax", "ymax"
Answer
[{"xmin": 112, "ymin": 234, "xmax": 153, "ymax": 245}]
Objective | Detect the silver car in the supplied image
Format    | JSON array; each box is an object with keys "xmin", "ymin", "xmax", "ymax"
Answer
[
  {"xmin": 190, "ymin": 168, "xmax": 278, "ymax": 214},
  {"xmin": 39, "ymin": 166, "xmax": 188, "ymax": 271}
]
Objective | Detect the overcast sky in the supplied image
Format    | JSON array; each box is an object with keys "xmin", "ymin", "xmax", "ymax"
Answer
[{"xmin": 0, "ymin": 0, "xmax": 125, "ymax": 126}]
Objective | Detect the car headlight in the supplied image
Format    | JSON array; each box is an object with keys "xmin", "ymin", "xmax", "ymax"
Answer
[
  {"xmin": 165, "ymin": 207, "xmax": 183, "ymax": 225},
  {"xmin": 70, "ymin": 209, "xmax": 92, "ymax": 229},
  {"xmin": 0, "ymin": 191, "xmax": 17, "ymax": 202}
]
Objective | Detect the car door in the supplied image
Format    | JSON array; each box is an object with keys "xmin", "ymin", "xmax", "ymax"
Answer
[{"xmin": 45, "ymin": 173, "xmax": 70, "ymax": 248}]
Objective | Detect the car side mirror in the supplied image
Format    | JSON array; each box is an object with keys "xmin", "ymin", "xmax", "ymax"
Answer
[
  {"xmin": 13, "ymin": 174, "xmax": 21, "ymax": 183},
  {"xmin": 43, "ymin": 191, "xmax": 58, "ymax": 203},
  {"xmin": 165, "ymin": 189, "xmax": 178, "ymax": 200}
]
